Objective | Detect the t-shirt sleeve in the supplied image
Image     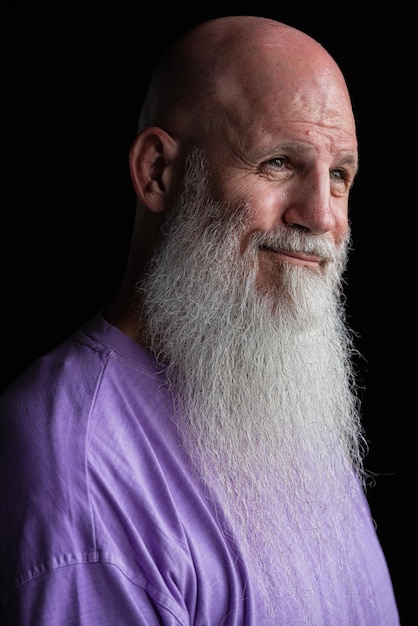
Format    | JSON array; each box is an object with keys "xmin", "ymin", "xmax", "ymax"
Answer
[{"xmin": 2, "ymin": 560, "xmax": 188, "ymax": 626}]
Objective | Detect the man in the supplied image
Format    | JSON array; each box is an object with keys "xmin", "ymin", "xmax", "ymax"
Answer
[{"xmin": 0, "ymin": 15, "xmax": 399, "ymax": 624}]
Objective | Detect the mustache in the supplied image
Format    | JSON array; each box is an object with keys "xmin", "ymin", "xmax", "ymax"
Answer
[{"xmin": 251, "ymin": 227, "xmax": 345, "ymax": 264}]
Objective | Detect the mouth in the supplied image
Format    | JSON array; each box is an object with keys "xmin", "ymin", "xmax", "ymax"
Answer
[{"xmin": 259, "ymin": 245, "xmax": 323, "ymax": 268}]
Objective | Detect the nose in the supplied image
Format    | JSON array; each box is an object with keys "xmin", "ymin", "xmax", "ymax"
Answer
[{"xmin": 282, "ymin": 169, "xmax": 338, "ymax": 235}]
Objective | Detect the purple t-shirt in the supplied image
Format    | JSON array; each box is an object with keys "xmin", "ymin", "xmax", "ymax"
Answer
[{"xmin": 0, "ymin": 313, "xmax": 399, "ymax": 624}]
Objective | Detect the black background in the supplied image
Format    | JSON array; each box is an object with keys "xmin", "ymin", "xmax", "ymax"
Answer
[{"xmin": 3, "ymin": 5, "xmax": 416, "ymax": 624}]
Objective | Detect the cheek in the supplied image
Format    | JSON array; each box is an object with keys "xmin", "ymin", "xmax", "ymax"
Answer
[
  {"xmin": 212, "ymin": 177, "xmax": 283, "ymax": 229},
  {"xmin": 333, "ymin": 213, "xmax": 350, "ymax": 247},
  {"xmin": 246, "ymin": 200, "xmax": 283, "ymax": 233}
]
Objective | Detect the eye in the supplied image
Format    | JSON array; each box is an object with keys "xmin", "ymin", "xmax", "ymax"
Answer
[
  {"xmin": 330, "ymin": 167, "xmax": 355, "ymax": 196},
  {"xmin": 266, "ymin": 156, "xmax": 287, "ymax": 169},
  {"xmin": 330, "ymin": 168, "xmax": 346, "ymax": 181},
  {"xmin": 258, "ymin": 156, "xmax": 289, "ymax": 177}
]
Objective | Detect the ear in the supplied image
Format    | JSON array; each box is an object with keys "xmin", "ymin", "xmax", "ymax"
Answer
[{"xmin": 129, "ymin": 126, "xmax": 180, "ymax": 213}]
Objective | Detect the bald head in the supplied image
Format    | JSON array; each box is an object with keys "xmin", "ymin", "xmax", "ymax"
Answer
[{"xmin": 139, "ymin": 15, "xmax": 355, "ymax": 147}]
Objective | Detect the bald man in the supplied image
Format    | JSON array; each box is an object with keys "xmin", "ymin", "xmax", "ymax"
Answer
[{"xmin": 0, "ymin": 16, "xmax": 399, "ymax": 625}]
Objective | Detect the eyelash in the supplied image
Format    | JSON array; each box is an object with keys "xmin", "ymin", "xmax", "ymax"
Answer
[
  {"xmin": 331, "ymin": 169, "xmax": 346, "ymax": 181},
  {"xmin": 267, "ymin": 157, "xmax": 286, "ymax": 168}
]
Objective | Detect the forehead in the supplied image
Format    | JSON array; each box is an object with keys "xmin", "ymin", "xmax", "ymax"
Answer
[
  {"xmin": 208, "ymin": 48, "xmax": 358, "ymax": 163},
  {"xmin": 210, "ymin": 97, "xmax": 357, "ymax": 172}
]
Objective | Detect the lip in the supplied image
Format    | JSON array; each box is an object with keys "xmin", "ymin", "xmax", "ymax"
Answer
[{"xmin": 260, "ymin": 246, "xmax": 321, "ymax": 268}]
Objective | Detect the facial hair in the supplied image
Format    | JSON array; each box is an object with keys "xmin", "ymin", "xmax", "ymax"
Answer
[{"xmin": 136, "ymin": 150, "xmax": 369, "ymax": 619}]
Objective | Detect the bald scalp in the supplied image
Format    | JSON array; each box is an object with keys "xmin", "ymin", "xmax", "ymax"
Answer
[{"xmin": 138, "ymin": 15, "xmax": 352, "ymax": 143}]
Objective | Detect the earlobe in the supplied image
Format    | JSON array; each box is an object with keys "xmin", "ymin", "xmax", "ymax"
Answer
[{"xmin": 129, "ymin": 127, "xmax": 179, "ymax": 214}]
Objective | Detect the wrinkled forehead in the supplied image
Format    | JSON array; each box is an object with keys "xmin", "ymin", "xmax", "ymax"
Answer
[
  {"xmin": 192, "ymin": 45, "xmax": 356, "ymax": 166},
  {"xmin": 212, "ymin": 37, "xmax": 356, "ymax": 136}
]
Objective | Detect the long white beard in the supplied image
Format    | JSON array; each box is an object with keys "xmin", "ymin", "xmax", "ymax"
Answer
[{"xmin": 136, "ymin": 151, "xmax": 368, "ymax": 618}]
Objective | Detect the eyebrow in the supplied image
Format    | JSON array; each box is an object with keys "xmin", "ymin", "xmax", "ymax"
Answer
[
  {"xmin": 269, "ymin": 141, "xmax": 359, "ymax": 172},
  {"xmin": 338, "ymin": 153, "xmax": 359, "ymax": 172}
]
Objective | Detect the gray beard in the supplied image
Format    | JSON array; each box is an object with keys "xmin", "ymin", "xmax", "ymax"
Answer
[{"xmin": 136, "ymin": 151, "xmax": 368, "ymax": 618}]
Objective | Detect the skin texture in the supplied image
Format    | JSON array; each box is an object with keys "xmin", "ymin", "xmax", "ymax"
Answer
[{"xmin": 105, "ymin": 15, "xmax": 358, "ymax": 339}]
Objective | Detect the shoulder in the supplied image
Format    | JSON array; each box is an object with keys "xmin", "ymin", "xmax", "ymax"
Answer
[{"xmin": 0, "ymin": 314, "xmax": 253, "ymax": 624}]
